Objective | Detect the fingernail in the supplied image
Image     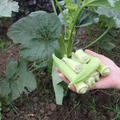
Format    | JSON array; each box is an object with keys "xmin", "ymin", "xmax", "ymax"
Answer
[{"xmin": 68, "ymin": 85, "xmax": 71, "ymax": 88}]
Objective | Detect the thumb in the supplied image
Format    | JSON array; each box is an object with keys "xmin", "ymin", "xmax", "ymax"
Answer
[
  {"xmin": 68, "ymin": 84, "xmax": 76, "ymax": 92},
  {"xmin": 93, "ymin": 79, "xmax": 114, "ymax": 89},
  {"xmin": 85, "ymin": 49, "xmax": 101, "ymax": 58}
]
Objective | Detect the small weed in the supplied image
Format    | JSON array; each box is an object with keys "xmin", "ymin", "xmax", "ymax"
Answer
[
  {"xmin": 104, "ymin": 103, "xmax": 120, "ymax": 120},
  {"xmin": 112, "ymin": 89, "xmax": 120, "ymax": 103},
  {"xmin": 0, "ymin": 39, "xmax": 6, "ymax": 50},
  {"xmin": 28, "ymin": 60, "xmax": 46, "ymax": 72},
  {"xmin": 73, "ymin": 100, "xmax": 81, "ymax": 111},
  {"xmin": 2, "ymin": 96, "xmax": 18, "ymax": 114},
  {"xmin": 88, "ymin": 97, "xmax": 97, "ymax": 118},
  {"xmin": 38, "ymin": 113, "xmax": 42, "ymax": 120},
  {"xmin": 47, "ymin": 58, "xmax": 53, "ymax": 77},
  {"xmin": 63, "ymin": 100, "xmax": 81, "ymax": 120}
]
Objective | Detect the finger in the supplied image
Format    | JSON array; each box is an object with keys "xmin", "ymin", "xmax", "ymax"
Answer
[
  {"xmin": 93, "ymin": 79, "xmax": 114, "ymax": 89},
  {"xmin": 68, "ymin": 85, "xmax": 76, "ymax": 92},
  {"xmin": 59, "ymin": 73, "xmax": 70, "ymax": 84},
  {"xmin": 56, "ymin": 68, "xmax": 60, "ymax": 73},
  {"xmin": 56, "ymin": 68, "xmax": 70, "ymax": 83},
  {"xmin": 85, "ymin": 49, "xmax": 102, "ymax": 58}
]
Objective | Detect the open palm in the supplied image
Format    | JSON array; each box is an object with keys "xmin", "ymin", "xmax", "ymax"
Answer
[{"xmin": 57, "ymin": 50, "xmax": 120, "ymax": 92}]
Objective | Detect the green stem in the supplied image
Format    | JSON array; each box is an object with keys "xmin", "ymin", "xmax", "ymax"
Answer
[
  {"xmin": 51, "ymin": 0, "xmax": 57, "ymax": 15},
  {"xmin": 85, "ymin": 0, "xmax": 97, "ymax": 5},
  {"xmin": 66, "ymin": 0, "xmax": 102, "ymax": 57},
  {"xmin": 62, "ymin": 0, "xmax": 100, "ymax": 57},
  {"xmin": 58, "ymin": 34, "xmax": 66, "ymax": 56},
  {"xmin": 55, "ymin": 0, "xmax": 70, "ymax": 28},
  {"xmin": 67, "ymin": 4, "xmax": 85, "ymax": 57},
  {"xmin": 83, "ymin": 26, "xmax": 112, "ymax": 49}
]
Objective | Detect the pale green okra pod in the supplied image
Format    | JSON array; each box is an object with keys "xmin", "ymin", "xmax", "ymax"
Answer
[
  {"xmin": 70, "ymin": 57, "xmax": 101, "ymax": 85},
  {"xmin": 86, "ymin": 76, "xmax": 95, "ymax": 88},
  {"xmin": 98, "ymin": 64, "xmax": 110, "ymax": 77},
  {"xmin": 72, "ymin": 52, "xmax": 80, "ymax": 63},
  {"xmin": 75, "ymin": 49, "xmax": 90, "ymax": 64},
  {"xmin": 63, "ymin": 56, "xmax": 82, "ymax": 73},
  {"xmin": 53, "ymin": 54, "xmax": 77, "ymax": 82},
  {"xmin": 91, "ymin": 71, "xmax": 100, "ymax": 81},
  {"xmin": 74, "ymin": 82, "xmax": 89, "ymax": 94}
]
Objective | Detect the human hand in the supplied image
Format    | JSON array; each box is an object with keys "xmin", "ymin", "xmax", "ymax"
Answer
[{"xmin": 56, "ymin": 49, "xmax": 120, "ymax": 92}]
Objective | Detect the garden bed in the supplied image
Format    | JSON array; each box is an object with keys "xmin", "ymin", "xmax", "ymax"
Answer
[{"xmin": 1, "ymin": 0, "xmax": 120, "ymax": 120}]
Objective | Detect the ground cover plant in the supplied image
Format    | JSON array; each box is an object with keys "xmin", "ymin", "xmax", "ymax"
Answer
[{"xmin": 0, "ymin": 0, "xmax": 120, "ymax": 120}]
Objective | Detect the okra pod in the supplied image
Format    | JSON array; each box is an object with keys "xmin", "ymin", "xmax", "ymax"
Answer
[
  {"xmin": 75, "ymin": 49, "xmax": 90, "ymax": 64},
  {"xmin": 70, "ymin": 57, "xmax": 101, "ymax": 85},
  {"xmin": 86, "ymin": 76, "xmax": 95, "ymax": 88},
  {"xmin": 63, "ymin": 56, "xmax": 82, "ymax": 73},
  {"xmin": 53, "ymin": 54, "xmax": 77, "ymax": 82},
  {"xmin": 74, "ymin": 82, "xmax": 88, "ymax": 94},
  {"xmin": 98, "ymin": 64, "xmax": 110, "ymax": 77},
  {"xmin": 91, "ymin": 71, "xmax": 100, "ymax": 81}
]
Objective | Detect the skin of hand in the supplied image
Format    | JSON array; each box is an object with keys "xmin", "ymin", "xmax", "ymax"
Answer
[{"xmin": 56, "ymin": 49, "xmax": 120, "ymax": 92}]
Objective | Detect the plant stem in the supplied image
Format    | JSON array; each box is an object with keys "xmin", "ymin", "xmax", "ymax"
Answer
[
  {"xmin": 58, "ymin": 34, "xmax": 66, "ymax": 56},
  {"xmin": 66, "ymin": 0, "xmax": 104, "ymax": 57},
  {"xmin": 51, "ymin": 0, "xmax": 57, "ymax": 15},
  {"xmin": 66, "ymin": 0, "xmax": 102, "ymax": 57},
  {"xmin": 78, "ymin": 0, "xmax": 82, "ymax": 6},
  {"xmin": 55, "ymin": 0, "xmax": 69, "ymax": 28},
  {"xmin": 67, "ymin": 4, "xmax": 85, "ymax": 57},
  {"xmin": 83, "ymin": 26, "xmax": 112, "ymax": 49}
]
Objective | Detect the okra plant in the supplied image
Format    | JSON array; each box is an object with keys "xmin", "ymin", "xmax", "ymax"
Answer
[
  {"xmin": 55, "ymin": 0, "xmax": 120, "ymax": 57},
  {"xmin": 52, "ymin": 0, "xmax": 120, "ymax": 104},
  {"xmin": 6, "ymin": 0, "xmax": 120, "ymax": 105}
]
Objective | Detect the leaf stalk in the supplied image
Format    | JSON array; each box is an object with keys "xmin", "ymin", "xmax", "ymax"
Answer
[
  {"xmin": 83, "ymin": 26, "xmax": 112, "ymax": 49},
  {"xmin": 51, "ymin": 0, "xmax": 57, "ymax": 15}
]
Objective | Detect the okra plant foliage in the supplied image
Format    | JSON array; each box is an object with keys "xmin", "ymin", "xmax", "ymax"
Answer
[
  {"xmin": 58, "ymin": 0, "xmax": 120, "ymax": 56},
  {"xmin": 52, "ymin": 0, "xmax": 120, "ymax": 104}
]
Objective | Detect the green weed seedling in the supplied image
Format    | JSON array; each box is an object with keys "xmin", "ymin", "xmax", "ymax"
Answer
[
  {"xmin": 88, "ymin": 97, "xmax": 97, "ymax": 119},
  {"xmin": 104, "ymin": 103, "xmax": 120, "ymax": 120},
  {"xmin": 73, "ymin": 100, "xmax": 81, "ymax": 111},
  {"xmin": 0, "ymin": 39, "xmax": 6, "ymax": 50}
]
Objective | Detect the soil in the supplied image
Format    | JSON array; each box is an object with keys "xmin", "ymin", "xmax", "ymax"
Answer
[
  {"xmin": 1, "ymin": 1, "xmax": 120, "ymax": 120},
  {"xmin": 2, "ymin": 72, "xmax": 119, "ymax": 120}
]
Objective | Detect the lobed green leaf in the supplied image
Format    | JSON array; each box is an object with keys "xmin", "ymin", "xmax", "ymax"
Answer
[
  {"xmin": 0, "ymin": 0, "xmax": 19, "ymax": 17},
  {"xmin": 7, "ymin": 11, "xmax": 62, "ymax": 61},
  {"xmin": 0, "ymin": 59, "xmax": 37, "ymax": 100}
]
